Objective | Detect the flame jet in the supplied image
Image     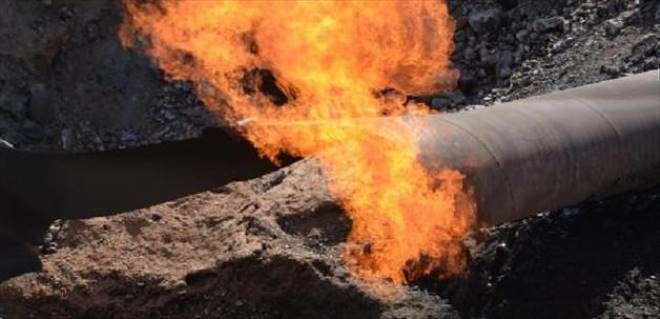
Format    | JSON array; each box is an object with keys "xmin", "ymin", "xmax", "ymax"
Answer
[
  {"xmin": 0, "ymin": 71, "xmax": 658, "ymax": 283},
  {"xmin": 118, "ymin": 0, "xmax": 659, "ymax": 282}
]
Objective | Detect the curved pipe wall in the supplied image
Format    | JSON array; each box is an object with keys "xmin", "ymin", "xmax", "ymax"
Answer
[{"xmin": 414, "ymin": 70, "xmax": 660, "ymax": 224}]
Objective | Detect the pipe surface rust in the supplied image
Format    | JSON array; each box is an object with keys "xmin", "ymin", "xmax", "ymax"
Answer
[{"xmin": 415, "ymin": 69, "xmax": 660, "ymax": 224}]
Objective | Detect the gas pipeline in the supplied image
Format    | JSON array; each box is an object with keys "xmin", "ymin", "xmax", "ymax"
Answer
[
  {"xmin": 0, "ymin": 70, "xmax": 657, "ymax": 282},
  {"xmin": 414, "ymin": 69, "xmax": 659, "ymax": 224}
]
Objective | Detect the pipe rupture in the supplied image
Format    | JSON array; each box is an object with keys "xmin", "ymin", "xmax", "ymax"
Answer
[{"xmin": 0, "ymin": 71, "xmax": 656, "ymax": 283}]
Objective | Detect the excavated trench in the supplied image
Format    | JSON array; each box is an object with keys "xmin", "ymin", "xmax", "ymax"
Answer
[{"xmin": 0, "ymin": 0, "xmax": 658, "ymax": 318}]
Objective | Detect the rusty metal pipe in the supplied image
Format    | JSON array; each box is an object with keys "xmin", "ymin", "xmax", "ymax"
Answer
[
  {"xmin": 0, "ymin": 71, "xmax": 657, "ymax": 282},
  {"xmin": 415, "ymin": 70, "xmax": 660, "ymax": 224},
  {"xmin": 0, "ymin": 128, "xmax": 283, "ymax": 281},
  {"xmin": 238, "ymin": 70, "xmax": 659, "ymax": 224},
  {"xmin": 0, "ymin": 128, "xmax": 281, "ymax": 243}
]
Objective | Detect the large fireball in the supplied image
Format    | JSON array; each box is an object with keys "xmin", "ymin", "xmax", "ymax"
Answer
[{"xmin": 121, "ymin": 0, "xmax": 476, "ymax": 284}]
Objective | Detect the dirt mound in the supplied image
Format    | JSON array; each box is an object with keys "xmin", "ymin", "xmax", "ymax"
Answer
[{"xmin": 0, "ymin": 160, "xmax": 455, "ymax": 318}]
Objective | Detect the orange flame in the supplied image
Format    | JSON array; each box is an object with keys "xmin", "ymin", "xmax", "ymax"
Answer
[{"xmin": 121, "ymin": 0, "xmax": 475, "ymax": 284}]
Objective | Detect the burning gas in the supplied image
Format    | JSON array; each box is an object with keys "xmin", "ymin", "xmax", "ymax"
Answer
[{"xmin": 121, "ymin": 0, "xmax": 476, "ymax": 284}]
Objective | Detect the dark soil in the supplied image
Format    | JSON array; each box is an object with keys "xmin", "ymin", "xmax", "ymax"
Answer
[
  {"xmin": 0, "ymin": 0, "xmax": 213, "ymax": 152},
  {"xmin": 0, "ymin": 0, "xmax": 658, "ymax": 318},
  {"xmin": 444, "ymin": 188, "xmax": 660, "ymax": 319}
]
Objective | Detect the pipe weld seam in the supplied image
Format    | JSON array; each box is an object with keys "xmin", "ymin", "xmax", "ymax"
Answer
[
  {"xmin": 434, "ymin": 117, "xmax": 519, "ymax": 219},
  {"xmin": 576, "ymin": 97, "xmax": 630, "ymax": 180}
]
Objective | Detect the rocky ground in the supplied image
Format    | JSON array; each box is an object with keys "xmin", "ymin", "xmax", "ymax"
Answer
[
  {"xmin": 0, "ymin": 0, "xmax": 213, "ymax": 152},
  {"xmin": 0, "ymin": 0, "xmax": 658, "ymax": 318}
]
